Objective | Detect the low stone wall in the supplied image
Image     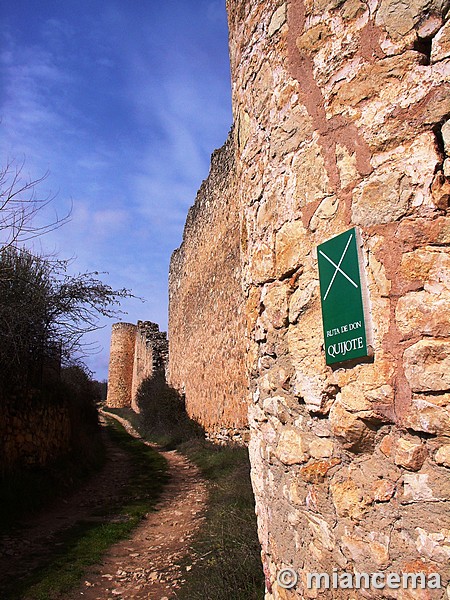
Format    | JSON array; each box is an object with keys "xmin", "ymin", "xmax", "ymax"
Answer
[
  {"xmin": 0, "ymin": 394, "xmax": 71, "ymax": 473},
  {"xmin": 168, "ymin": 131, "xmax": 249, "ymax": 437}
]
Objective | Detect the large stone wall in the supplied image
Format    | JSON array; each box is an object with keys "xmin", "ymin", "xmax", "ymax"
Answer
[
  {"xmin": 168, "ymin": 131, "xmax": 249, "ymax": 439},
  {"xmin": 131, "ymin": 321, "xmax": 169, "ymax": 413},
  {"xmin": 224, "ymin": 0, "xmax": 450, "ymax": 597},
  {"xmin": 106, "ymin": 321, "xmax": 168, "ymax": 411}
]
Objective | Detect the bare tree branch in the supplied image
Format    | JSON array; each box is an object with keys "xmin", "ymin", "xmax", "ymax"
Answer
[
  {"xmin": 0, "ymin": 246, "xmax": 136, "ymax": 392},
  {"xmin": 0, "ymin": 157, "xmax": 138, "ymax": 394},
  {"xmin": 0, "ymin": 158, "xmax": 71, "ymax": 251}
]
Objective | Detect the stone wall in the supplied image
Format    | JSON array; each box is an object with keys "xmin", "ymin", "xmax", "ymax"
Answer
[
  {"xmin": 131, "ymin": 321, "xmax": 169, "ymax": 413},
  {"xmin": 131, "ymin": 323, "xmax": 153, "ymax": 412},
  {"xmin": 224, "ymin": 0, "xmax": 450, "ymax": 597},
  {"xmin": 107, "ymin": 322, "xmax": 137, "ymax": 408},
  {"xmin": 0, "ymin": 394, "xmax": 71, "ymax": 473},
  {"xmin": 168, "ymin": 131, "xmax": 249, "ymax": 439},
  {"xmin": 106, "ymin": 321, "xmax": 168, "ymax": 411}
]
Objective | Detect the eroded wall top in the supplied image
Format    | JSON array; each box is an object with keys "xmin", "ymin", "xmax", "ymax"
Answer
[{"xmin": 168, "ymin": 131, "xmax": 249, "ymax": 440}]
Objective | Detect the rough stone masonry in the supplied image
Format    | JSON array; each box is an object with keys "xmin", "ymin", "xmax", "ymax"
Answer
[
  {"xmin": 168, "ymin": 0, "xmax": 450, "ymax": 597},
  {"xmin": 168, "ymin": 133, "xmax": 249, "ymax": 441},
  {"xmin": 106, "ymin": 321, "xmax": 168, "ymax": 412}
]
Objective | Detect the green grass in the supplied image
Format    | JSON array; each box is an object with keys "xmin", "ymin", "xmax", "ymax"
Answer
[
  {"xmin": 176, "ymin": 441, "xmax": 264, "ymax": 600},
  {"xmin": 2, "ymin": 418, "xmax": 168, "ymax": 600},
  {"xmin": 107, "ymin": 393, "xmax": 265, "ymax": 600}
]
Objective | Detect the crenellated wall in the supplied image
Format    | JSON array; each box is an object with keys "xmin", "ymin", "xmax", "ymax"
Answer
[
  {"xmin": 223, "ymin": 0, "xmax": 450, "ymax": 597},
  {"xmin": 106, "ymin": 321, "xmax": 168, "ymax": 411},
  {"xmin": 168, "ymin": 131, "xmax": 249, "ymax": 441}
]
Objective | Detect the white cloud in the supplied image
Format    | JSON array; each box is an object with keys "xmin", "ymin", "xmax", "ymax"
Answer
[{"xmin": 0, "ymin": 1, "xmax": 232, "ymax": 379}]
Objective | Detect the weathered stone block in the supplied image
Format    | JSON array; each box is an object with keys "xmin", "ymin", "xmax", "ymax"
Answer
[
  {"xmin": 275, "ymin": 427, "xmax": 308, "ymax": 465},
  {"xmin": 402, "ymin": 471, "xmax": 448, "ymax": 503},
  {"xmin": 288, "ymin": 280, "xmax": 318, "ymax": 323},
  {"xmin": 309, "ymin": 437, "xmax": 334, "ymax": 459},
  {"xmin": 400, "ymin": 248, "xmax": 450, "ymax": 290},
  {"xmin": 434, "ymin": 445, "xmax": 450, "ymax": 467},
  {"xmin": 395, "ymin": 289, "xmax": 450, "ymax": 339},
  {"xmin": 403, "ymin": 394, "xmax": 450, "ymax": 435},
  {"xmin": 331, "ymin": 479, "xmax": 371, "ymax": 520},
  {"xmin": 330, "ymin": 52, "xmax": 425, "ymax": 112},
  {"xmin": 262, "ymin": 282, "xmax": 291, "ymax": 329},
  {"xmin": 442, "ymin": 119, "xmax": 450, "ymax": 155},
  {"xmin": 431, "ymin": 20, "xmax": 450, "ymax": 63},
  {"xmin": 415, "ymin": 527, "xmax": 450, "ymax": 562},
  {"xmin": 341, "ymin": 0, "xmax": 366, "ymax": 20},
  {"xmin": 271, "ymin": 104, "xmax": 314, "ymax": 158},
  {"xmin": 249, "ymin": 239, "xmax": 275, "ymax": 283},
  {"xmin": 444, "ymin": 158, "xmax": 450, "ymax": 177},
  {"xmin": 394, "ymin": 436, "xmax": 428, "ymax": 471},
  {"xmin": 403, "ymin": 340, "xmax": 450, "ymax": 392},
  {"xmin": 309, "ymin": 195, "xmax": 339, "ymax": 231},
  {"xmin": 299, "ymin": 458, "xmax": 341, "ymax": 483},
  {"xmin": 296, "ymin": 23, "xmax": 332, "ymax": 55},
  {"xmin": 274, "ymin": 220, "xmax": 309, "ymax": 278},
  {"xmin": 268, "ymin": 3, "xmax": 286, "ymax": 37},
  {"xmin": 396, "ymin": 216, "xmax": 450, "ymax": 247},
  {"xmin": 373, "ymin": 479, "xmax": 396, "ymax": 502},
  {"xmin": 336, "ymin": 143, "xmax": 358, "ymax": 189},
  {"xmin": 376, "ymin": 0, "xmax": 448, "ymax": 40},
  {"xmin": 288, "ymin": 320, "xmax": 330, "ymax": 413},
  {"xmin": 341, "ymin": 532, "xmax": 390, "ymax": 568},
  {"xmin": 329, "ymin": 400, "xmax": 377, "ymax": 452},
  {"xmin": 292, "ymin": 140, "xmax": 331, "ymax": 206},
  {"xmin": 306, "ymin": 513, "xmax": 335, "ymax": 551},
  {"xmin": 352, "ymin": 170, "xmax": 412, "ymax": 226},
  {"xmin": 431, "ymin": 171, "xmax": 450, "ymax": 209}
]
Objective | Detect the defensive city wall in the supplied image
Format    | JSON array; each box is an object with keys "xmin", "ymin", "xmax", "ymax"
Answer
[
  {"xmin": 168, "ymin": 132, "xmax": 249, "ymax": 440},
  {"xmin": 106, "ymin": 321, "xmax": 168, "ymax": 412},
  {"xmin": 167, "ymin": 0, "xmax": 450, "ymax": 597}
]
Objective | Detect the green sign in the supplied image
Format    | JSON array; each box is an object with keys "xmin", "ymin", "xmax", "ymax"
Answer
[{"xmin": 317, "ymin": 228, "xmax": 371, "ymax": 365}]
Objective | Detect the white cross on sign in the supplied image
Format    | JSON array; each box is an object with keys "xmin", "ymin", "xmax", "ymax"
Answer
[{"xmin": 319, "ymin": 233, "xmax": 358, "ymax": 301}]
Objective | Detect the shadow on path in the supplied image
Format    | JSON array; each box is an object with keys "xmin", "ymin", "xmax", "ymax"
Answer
[
  {"xmin": 0, "ymin": 413, "xmax": 208, "ymax": 600},
  {"xmin": 66, "ymin": 412, "xmax": 208, "ymax": 600}
]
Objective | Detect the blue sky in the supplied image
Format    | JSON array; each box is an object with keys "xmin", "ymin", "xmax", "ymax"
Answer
[{"xmin": 1, "ymin": 0, "xmax": 232, "ymax": 379}]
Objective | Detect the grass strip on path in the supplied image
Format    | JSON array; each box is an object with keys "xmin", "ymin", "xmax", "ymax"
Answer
[
  {"xmin": 107, "ymin": 406, "xmax": 265, "ymax": 600},
  {"xmin": 6, "ymin": 418, "xmax": 168, "ymax": 600},
  {"xmin": 176, "ymin": 440, "xmax": 265, "ymax": 600}
]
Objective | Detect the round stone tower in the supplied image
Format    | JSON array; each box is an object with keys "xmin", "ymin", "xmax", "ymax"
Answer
[{"xmin": 106, "ymin": 322, "xmax": 137, "ymax": 408}]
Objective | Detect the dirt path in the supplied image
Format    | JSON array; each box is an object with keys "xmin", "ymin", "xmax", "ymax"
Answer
[
  {"xmin": 0, "ymin": 414, "xmax": 208, "ymax": 600},
  {"xmin": 67, "ymin": 413, "xmax": 208, "ymax": 600},
  {"xmin": 0, "ymin": 419, "xmax": 134, "ymax": 592}
]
